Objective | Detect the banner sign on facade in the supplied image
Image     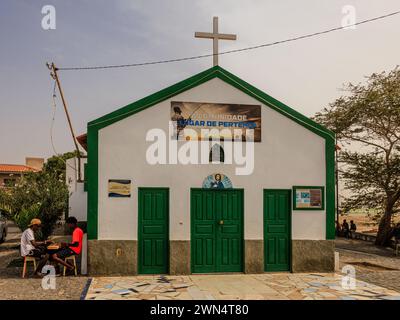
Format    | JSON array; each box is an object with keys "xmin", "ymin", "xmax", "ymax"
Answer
[
  {"xmin": 293, "ymin": 186, "xmax": 324, "ymax": 210},
  {"xmin": 202, "ymin": 173, "xmax": 233, "ymax": 189},
  {"xmin": 108, "ymin": 179, "xmax": 131, "ymax": 198},
  {"xmin": 171, "ymin": 101, "xmax": 261, "ymax": 142}
]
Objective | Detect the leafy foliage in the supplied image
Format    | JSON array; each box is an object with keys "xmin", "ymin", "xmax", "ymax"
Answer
[
  {"xmin": 13, "ymin": 204, "xmax": 41, "ymax": 235},
  {"xmin": 314, "ymin": 68, "xmax": 400, "ymax": 245},
  {"xmin": 44, "ymin": 151, "xmax": 80, "ymax": 181},
  {"xmin": 0, "ymin": 152, "xmax": 76, "ymax": 239}
]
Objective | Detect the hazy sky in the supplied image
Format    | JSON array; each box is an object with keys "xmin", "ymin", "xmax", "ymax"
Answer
[{"xmin": 1, "ymin": 0, "xmax": 399, "ymax": 164}]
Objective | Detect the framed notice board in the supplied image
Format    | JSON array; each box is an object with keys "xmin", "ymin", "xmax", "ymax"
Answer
[{"xmin": 292, "ymin": 186, "xmax": 324, "ymax": 210}]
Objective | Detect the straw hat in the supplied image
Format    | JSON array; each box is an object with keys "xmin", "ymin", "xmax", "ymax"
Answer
[{"xmin": 28, "ymin": 218, "xmax": 42, "ymax": 227}]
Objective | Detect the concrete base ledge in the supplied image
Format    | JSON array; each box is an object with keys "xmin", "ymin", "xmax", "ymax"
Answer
[
  {"xmin": 292, "ymin": 240, "xmax": 335, "ymax": 273},
  {"xmin": 87, "ymin": 239, "xmax": 335, "ymax": 275},
  {"xmin": 244, "ymin": 240, "xmax": 264, "ymax": 273},
  {"xmin": 170, "ymin": 241, "xmax": 190, "ymax": 275},
  {"xmin": 88, "ymin": 240, "xmax": 137, "ymax": 276}
]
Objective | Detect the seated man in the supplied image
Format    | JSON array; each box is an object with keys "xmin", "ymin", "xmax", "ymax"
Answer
[
  {"xmin": 342, "ymin": 219, "xmax": 350, "ymax": 239},
  {"xmin": 20, "ymin": 218, "xmax": 51, "ymax": 277},
  {"xmin": 335, "ymin": 220, "xmax": 342, "ymax": 237},
  {"xmin": 51, "ymin": 217, "xmax": 83, "ymax": 273},
  {"xmin": 350, "ymin": 220, "xmax": 357, "ymax": 239}
]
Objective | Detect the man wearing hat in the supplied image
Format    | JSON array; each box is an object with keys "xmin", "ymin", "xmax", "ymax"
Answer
[{"xmin": 20, "ymin": 218, "xmax": 51, "ymax": 276}]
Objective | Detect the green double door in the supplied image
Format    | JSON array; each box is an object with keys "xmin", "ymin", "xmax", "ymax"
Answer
[
  {"xmin": 191, "ymin": 189, "xmax": 243, "ymax": 273},
  {"xmin": 264, "ymin": 190, "xmax": 291, "ymax": 271},
  {"xmin": 138, "ymin": 188, "xmax": 169, "ymax": 274}
]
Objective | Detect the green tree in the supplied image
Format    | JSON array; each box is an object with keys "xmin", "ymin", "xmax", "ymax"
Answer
[
  {"xmin": 314, "ymin": 68, "xmax": 400, "ymax": 246},
  {"xmin": 0, "ymin": 152, "xmax": 76, "ymax": 239},
  {"xmin": 13, "ymin": 204, "xmax": 41, "ymax": 234},
  {"xmin": 44, "ymin": 151, "xmax": 80, "ymax": 181}
]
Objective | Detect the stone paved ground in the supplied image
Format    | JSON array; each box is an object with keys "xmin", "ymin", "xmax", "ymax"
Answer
[
  {"xmin": 1, "ymin": 224, "xmax": 400, "ymax": 300},
  {"xmin": 84, "ymin": 238, "xmax": 400, "ymax": 300},
  {"xmin": 336, "ymin": 238, "xmax": 400, "ymax": 292},
  {"xmin": 85, "ymin": 273, "xmax": 400, "ymax": 300}
]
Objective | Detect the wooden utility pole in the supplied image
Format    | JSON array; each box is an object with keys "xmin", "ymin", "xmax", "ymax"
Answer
[{"xmin": 47, "ymin": 62, "xmax": 82, "ymax": 182}]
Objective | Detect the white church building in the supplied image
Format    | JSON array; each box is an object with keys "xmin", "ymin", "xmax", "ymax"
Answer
[{"xmin": 81, "ymin": 66, "xmax": 336, "ymax": 275}]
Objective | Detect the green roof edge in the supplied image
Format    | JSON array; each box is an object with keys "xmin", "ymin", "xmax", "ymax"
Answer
[{"xmin": 87, "ymin": 65, "xmax": 334, "ymax": 141}]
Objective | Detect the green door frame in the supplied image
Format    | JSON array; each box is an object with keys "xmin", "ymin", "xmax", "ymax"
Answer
[
  {"xmin": 138, "ymin": 187, "xmax": 169, "ymax": 274},
  {"xmin": 190, "ymin": 188, "xmax": 244, "ymax": 273},
  {"xmin": 263, "ymin": 189, "xmax": 292, "ymax": 272}
]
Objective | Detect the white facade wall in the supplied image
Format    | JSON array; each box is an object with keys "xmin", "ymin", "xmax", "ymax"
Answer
[
  {"xmin": 97, "ymin": 78, "xmax": 326, "ymax": 241},
  {"xmin": 66, "ymin": 157, "xmax": 87, "ymax": 222}
]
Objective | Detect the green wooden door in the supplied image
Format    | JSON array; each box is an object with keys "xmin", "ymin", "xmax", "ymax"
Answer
[
  {"xmin": 264, "ymin": 190, "xmax": 291, "ymax": 272},
  {"xmin": 138, "ymin": 188, "xmax": 169, "ymax": 274},
  {"xmin": 191, "ymin": 189, "xmax": 243, "ymax": 273}
]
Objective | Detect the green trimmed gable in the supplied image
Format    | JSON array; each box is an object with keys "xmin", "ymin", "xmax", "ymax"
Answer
[{"xmin": 88, "ymin": 66, "xmax": 334, "ymax": 141}]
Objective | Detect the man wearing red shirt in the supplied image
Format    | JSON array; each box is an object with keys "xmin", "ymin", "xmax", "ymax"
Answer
[{"xmin": 51, "ymin": 216, "xmax": 83, "ymax": 272}]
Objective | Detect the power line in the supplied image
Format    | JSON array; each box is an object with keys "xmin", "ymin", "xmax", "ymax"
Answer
[
  {"xmin": 47, "ymin": 62, "xmax": 83, "ymax": 181},
  {"xmin": 49, "ymin": 81, "xmax": 79, "ymax": 173},
  {"xmin": 58, "ymin": 10, "xmax": 400, "ymax": 71},
  {"xmin": 50, "ymin": 80, "xmax": 58, "ymax": 155}
]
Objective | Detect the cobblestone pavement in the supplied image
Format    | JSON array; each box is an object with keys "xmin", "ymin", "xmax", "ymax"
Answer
[
  {"xmin": 0, "ymin": 223, "xmax": 88, "ymax": 300},
  {"xmin": 336, "ymin": 237, "xmax": 400, "ymax": 259},
  {"xmin": 336, "ymin": 238, "xmax": 400, "ymax": 292},
  {"xmin": 85, "ymin": 273, "xmax": 400, "ymax": 300}
]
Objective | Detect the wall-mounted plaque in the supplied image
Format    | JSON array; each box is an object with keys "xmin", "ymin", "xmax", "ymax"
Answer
[
  {"xmin": 293, "ymin": 186, "xmax": 324, "ymax": 210},
  {"xmin": 108, "ymin": 179, "xmax": 131, "ymax": 198},
  {"xmin": 202, "ymin": 173, "xmax": 232, "ymax": 189}
]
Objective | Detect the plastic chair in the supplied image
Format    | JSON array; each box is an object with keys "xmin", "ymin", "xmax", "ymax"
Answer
[
  {"xmin": 22, "ymin": 256, "xmax": 37, "ymax": 278},
  {"xmin": 63, "ymin": 255, "xmax": 78, "ymax": 276}
]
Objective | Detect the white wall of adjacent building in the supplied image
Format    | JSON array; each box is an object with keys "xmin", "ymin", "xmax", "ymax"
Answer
[
  {"xmin": 96, "ymin": 78, "xmax": 326, "ymax": 241},
  {"xmin": 66, "ymin": 157, "xmax": 87, "ymax": 222}
]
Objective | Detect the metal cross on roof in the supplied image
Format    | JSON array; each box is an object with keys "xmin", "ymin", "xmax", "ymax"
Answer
[{"xmin": 195, "ymin": 16, "xmax": 237, "ymax": 66}]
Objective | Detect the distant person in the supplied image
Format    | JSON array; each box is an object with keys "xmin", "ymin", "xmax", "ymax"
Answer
[
  {"xmin": 350, "ymin": 220, "xmax": 357, "ymax": 238},
  {"xmin": 51, "ymin": 217, "xmax": 83, "ymax": 273},
  {"xmin": 342, "ymin": 219, "xmax": 350, "ymax": 239},
  {"xmin": 20, "ymin": 219, "xmax": 52, "ymax": 277},
  {"xmin": 335, "ymin": 220, "xmax": 342, "ymax": 237}
]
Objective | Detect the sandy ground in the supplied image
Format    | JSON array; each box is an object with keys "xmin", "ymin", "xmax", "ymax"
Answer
[{"xmin": 338, "ymin": 213, "xmax": 400, "ymax": 235}]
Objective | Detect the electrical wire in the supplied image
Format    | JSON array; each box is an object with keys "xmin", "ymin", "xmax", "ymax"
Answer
[
  {"xmin": 57, "ymin": 10, "xmax": 400, "ymax": 71},
  {"xmin": 50, "ymin": 80, "xmax": 58, "ymax": 155},
  {"xmin": 49, "ymin": 81, "xmax": 79, "ymax": 173}
]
